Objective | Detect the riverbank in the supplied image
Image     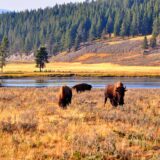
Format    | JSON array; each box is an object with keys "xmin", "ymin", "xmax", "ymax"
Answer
[
  {"xmin": 0, "ymin": 62, "xmax": 160, "ymax": 78},
  {"xmin": 0, "ymin": 88, "xmax": 160, "ymax": 159}
]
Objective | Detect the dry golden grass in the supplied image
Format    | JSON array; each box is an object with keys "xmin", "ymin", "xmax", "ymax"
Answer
[
  {"xmin": 107, "ymin": 35, "xmax": 152, "ymax": 45},
  {"xmin": 1, "ymin": 62, "xmax": 160, "ymax": 78},
  {"xmin": 0, "ymin": 88, "xmax": 160, "ymax": 159},
  {"xmin": 75, "ymin": 53, "xmax": 110, "ymax": 61},
  {"xmin": 129, "ymin": 35, "xmax": 152, "ymax": 41}
]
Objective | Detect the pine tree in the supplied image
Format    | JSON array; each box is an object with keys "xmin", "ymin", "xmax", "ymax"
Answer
[
  {"xmin": 125, "ymin": 10, "xmax": 131, "ymax": 36},
  {"xmin": 35, "ymin": 46, "xmax": 49, "ymax": 72},
  {"xmin": 106, "ymin": 15, "xmax": 113, "ymax": 38},
  {"xmin": 96, "ymin": 18, "xmax": 103, "ymax": 38},
  {"xmin": 0, "ymin": 46, "xmax": 5, "ymax": 72},
  {"xmin": 64, "ymin": 30, "xmax": 72, "ymax": 51},
  {"xmin": 150, "ymin": 35, "xmax": 157, "ymax": 48},
  {"xmin": 152, "ymin": 17, "xmax": 159, "ymax": 37},
  {"xmin": 130, "ymin": 13, "xmax": 138, "ymax": 36},
  {"xmin": 89, "ymin": 24, "xmax": 97, "ymax": 41},
  {"xmin": 74, "ymin": 35, "xmax": 81, "ymax": 51},
  {"xmin": 0, "ymin": 37, "xmax": 9, "ymax": 72},
  {"xmin": 142, "ymin": 36, "xmax": 148, "ymax": 49},
  {"xmin": 114, "ymin": 13, "xmax": 121, "ymax": 36},
  {"xmin": 141, "ymin": 12, "xmax": 149, "ymax": 35},
  {"xmin": 120, "ymin": 20, "xmax": 127, "ymax": 37}
]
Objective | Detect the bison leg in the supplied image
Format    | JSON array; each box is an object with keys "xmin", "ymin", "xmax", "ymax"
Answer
[
  {"xmin": 69, "ymin": 96, "xmax": 72, "ymax": 104},
  {"xmin": 67, "ymin": 97, "xmax": 71, "ymax": 105},
  {"xmin": 104, "ymin": 97, "xmax": 107, "ymax": 107},
  {"xmin": 65, "ymin": 96, "xmax": 72, "ymax": 106},
  {"xmin": 59, "ymin": 99, "xmax": 67, "ymax": 108},
  {"xmin": 110, "ymin": 99, "xmax": 118, "ymax": 107}
]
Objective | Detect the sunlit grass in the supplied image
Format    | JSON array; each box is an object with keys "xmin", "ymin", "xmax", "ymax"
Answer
[
  {"xmin": 0, "ymin": 88, "xmax": 160, "ymax": 159},
  {"xmin": 107, "ymin": 35, "xmax": 152, "ymax": 45},
  {"xmin": 1, "ymin": 62, "xmax": 160, "ymax": 78},
  {"xmin": 75, "ymin": 53, "xmax": 110, "ymax": 61}
]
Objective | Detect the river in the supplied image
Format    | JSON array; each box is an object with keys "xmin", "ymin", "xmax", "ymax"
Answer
[{"xmin": 0, "ymin": 77, "xmax": 160, "ymax": 89}]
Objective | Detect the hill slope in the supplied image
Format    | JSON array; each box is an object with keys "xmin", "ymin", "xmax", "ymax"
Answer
[
  {"xmin": 7, "ymin": 36, "xmax": 160, "ymax": 66},
  {"xmin": 52, "ymin": 36, "xmax": 160, "ymax": 66}
]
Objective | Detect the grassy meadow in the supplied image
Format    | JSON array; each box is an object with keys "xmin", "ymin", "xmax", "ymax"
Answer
[
  {"xmin": 0, "ymin": 88, "xmax": 160, "ymax": 159},
  {"xmin": 1, "ymin": 62, "xmax": 160, "ymax": 78}
]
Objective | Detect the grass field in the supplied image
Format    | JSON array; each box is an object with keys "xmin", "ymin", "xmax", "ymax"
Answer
[
  {"xmin": 0, "ymin": 62, "xmax": 160, "ymax": 78},
  {"xmin": 0, "ymin": 88, "xmax": 160, "ymax": 159},
  {"xmin": 107, "ymin": 35, "xmax": 152, "ymax": 45}
]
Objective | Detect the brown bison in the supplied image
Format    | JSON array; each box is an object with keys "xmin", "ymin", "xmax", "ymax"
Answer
[
  {"xmin": 104, "ymin": 82, "xmax": 127, "ymax": 107},
  {"xmin": 72, "ymin": 83, "xmax": 92, "ymax": 93},
  {"xmin": 58, "ymin": 86, "xmax": 72, "ymax": 108}
]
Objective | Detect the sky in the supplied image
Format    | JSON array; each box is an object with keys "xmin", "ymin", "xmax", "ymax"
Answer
[{"xmin": 0, "ymin": 0, "xmax": 85, "ymax": 11}]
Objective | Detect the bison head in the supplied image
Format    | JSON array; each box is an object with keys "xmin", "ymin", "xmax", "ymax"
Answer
[{"xmin": 115, "ymin": 82, "xmax": 127, "ymax": 106}]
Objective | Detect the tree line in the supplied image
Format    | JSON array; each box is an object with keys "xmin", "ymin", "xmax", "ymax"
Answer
[
  {"xmin": 143, "ymin": 35, "xmax": 157, "ymax": 49},
  {"xmin": 0, "ymin": 37, "xmax": 9, "ymax": 72},
  {"xmin": 0, "ymin": 0, "xmax": 160, "ymax": 55},
  {"xmin": 0, "ymin": 37, "xmax": 48, "ymax": 72}
]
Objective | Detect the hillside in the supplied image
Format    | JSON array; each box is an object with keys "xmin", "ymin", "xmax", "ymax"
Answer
[
  {"xmin": 7, "ymin": 36, "xmax": 160, "ymax": 66},
  {"xmin": 0, "ymin": 0, "xmax": 160, "ymax": 55},
  {"xmin": 50, "ymin": 36, "xmax": 160, "ymax": 66}
]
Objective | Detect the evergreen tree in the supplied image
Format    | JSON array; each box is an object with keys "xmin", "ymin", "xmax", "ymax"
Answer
[
  {"xmin": 74, "ymin": 35, "xmax": 81, "ymax": 51},
  {"xmin": 152, "ymin": 17, "xmax": 159, "ymax": 36},
  {"xmin": 114, "ymin": 13, "xmax": 121, "ymax": 36},
  {"xmin": 125, "ymin": 11, "xmax": 131, "ymax": 36},
  {"xmin": 89, "ymin": 24, "xmax": 97, "ymax": 41},
  {"xmin": 96, "ymin": 18, "xmax": 103, "ymax": 38},
  {"xmin": 141, "ymin": 12, "xmax": 149, "ymax": 35},
  {"xmin": 120, "ymin": 20, "xmax": 127, "ymax": 37},
  {"xmin": 142, "ymin": 36, "xmax": 148, "ymax": 49},
  {"xmin": 150, "ymin": 35, "xmax": 157, "ymax": 48},
  {"xmin": 0, "ymin": 46, "xmax": 5, "ymax": 72},
  {"xmin": 106, "ymin": 15, "xmax": 113, "ymax": 37},
  {"xmin": 35, "ymin": 46, "xmax": 49, "ymax": 72},
  {"xmin": 0, "ymin": 37, "xmax": 9, "ymax": 72},
  {"xmin": 64, "ymin": 30, "xmax": 72, "ymax": 51},
  {"xmin": 130, "ymin": 13, "xmax": 138, "ymax": 36}
]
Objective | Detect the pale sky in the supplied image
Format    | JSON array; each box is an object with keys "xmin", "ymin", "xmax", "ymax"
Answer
[{"xmin": 0, "ymin": 0, "xmax": 85, "ymax": 11}]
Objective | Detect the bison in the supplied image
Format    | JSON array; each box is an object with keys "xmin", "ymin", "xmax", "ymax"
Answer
[
  {"xmin": 72, "ymin": 83, "xmax": 92, "ymax": 93},
  {"xmin": 104, "ymin": 82, "xmax": 127, "ymax": 107},
  {"xmin": 58, "ymin": 85, "xmax": 72, "ymax": 108}
]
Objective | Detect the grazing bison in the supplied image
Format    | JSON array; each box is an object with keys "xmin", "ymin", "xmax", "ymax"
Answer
[
  {"xmin": 58, "ymin": 86, "xmax": 72, "ymax": 108},
  {"xmin": 104, "ymin": 82, "xmax": 127, "ymax": 107},
  {"xmin": 72, "ymin": 83, "xmax": 92, "ymax": 93}
]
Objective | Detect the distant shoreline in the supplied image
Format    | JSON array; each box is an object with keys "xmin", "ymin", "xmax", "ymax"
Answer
[{"xmin": 1, "ymin": 72, "xmax": 160, "ymax": 79}]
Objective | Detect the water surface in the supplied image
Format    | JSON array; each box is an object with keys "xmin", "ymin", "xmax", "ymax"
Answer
[{"xmin": 0, "ymin": 77, "xmax": 160, "ymax": 89}]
